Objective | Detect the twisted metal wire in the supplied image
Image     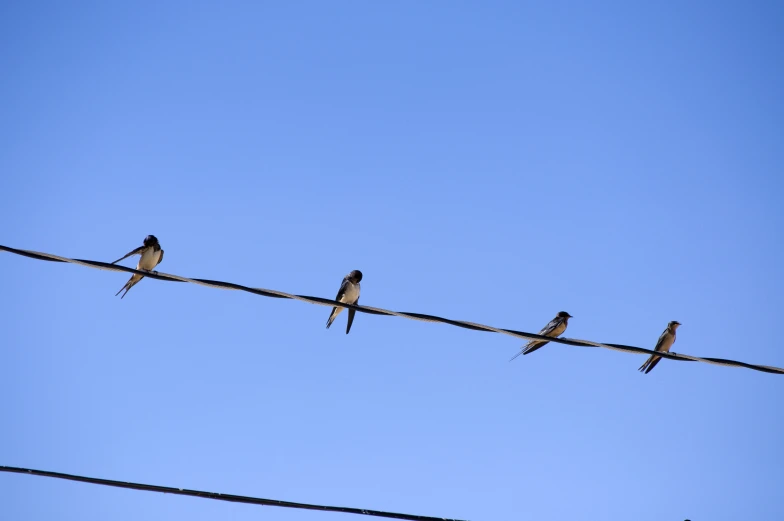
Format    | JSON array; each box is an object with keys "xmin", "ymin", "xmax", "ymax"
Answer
[
  {"xmin": 0, "ymin": 466, "xmax": 466, "ymax": 521},
  {"xmin": 2, "ymin": 244, "xmax": 781, "ymax": 375}
]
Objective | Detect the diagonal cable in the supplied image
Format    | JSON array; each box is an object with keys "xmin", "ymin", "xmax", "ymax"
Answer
[
  {"xmin": 1, "ymin": 244, "xmax": 782, "ymax": 375},
  {"xmin": 0, "ymin": 466, "xmax": 466, "ymax": 521}
]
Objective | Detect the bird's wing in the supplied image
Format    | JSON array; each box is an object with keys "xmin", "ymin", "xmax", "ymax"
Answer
[
  {"xmin": 334, "ymin": 276, "xmax": 351, "ymax": 302},
  {"xmin": 653, "ymin": 328, "xmax": 670, "ymax": 352},
  {"xmin": 112, "ymin": 245, "xmax": 145, "ymax": 265},
  {"xmin": 326, "ymin": 306, "xmax": 340, "ymax": 328},
  {"xmin": 539, "ymin": 317, "xmax": 564, "ymax": 337},
  {"xmin": 157, "ymin": 249, "xmax": 164, "ymax": 266},
  {"xmin": 515, "ymin": 318, "xmax": 563, "ymax": 357},
  {"xmin": 521, "ymin": 340, "xmax": 548, "ymax": 356}
]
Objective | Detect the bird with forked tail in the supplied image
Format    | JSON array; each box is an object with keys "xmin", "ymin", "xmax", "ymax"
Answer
[
  {"xmin": 639, "ymin": 321, "xmax": 681, "ymax": 374},
  {"xmin": 112, "ymin": 235, "xmax": 164, "ymax": 299},
  {"xmin": 326, "ymin": 270, "xmax": 362, "ymax": 334},
  {"xmin": 510, "ymin": 311, "xmax": 572, "ymax": 361}
]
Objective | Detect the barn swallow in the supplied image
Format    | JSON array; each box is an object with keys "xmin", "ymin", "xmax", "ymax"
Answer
[
  {"xmin": 510, "ymin": 311, "xmax": 573, "ymax": 361},
  {"xmin": 112, "ymin": 235, "xmax": 164, "ymax": 299},
  {"xmin": 639, "ymin": 321, "xmax": 681, "ymax": 374},
  {"xmin": 326, "ymin": 270, "xmax": 363, "ymax": 334}
]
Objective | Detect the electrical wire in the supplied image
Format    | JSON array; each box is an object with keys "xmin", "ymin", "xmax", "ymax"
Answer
[
  {"xmin": 0, "ymin": 466, "xmax": 466, "ymax": 521},
  {"xmin": 2, "ymin": 244, "xmax": 782, "ymax": 375}
]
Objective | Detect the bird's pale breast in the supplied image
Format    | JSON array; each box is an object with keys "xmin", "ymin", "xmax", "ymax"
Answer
[
  {"xmin": 340, "ymin": 282, "xmax": 360, "ymax": 303},
  {"xmin": 137, "ymin": 248, "xmax": 161, "ymax": 270}
]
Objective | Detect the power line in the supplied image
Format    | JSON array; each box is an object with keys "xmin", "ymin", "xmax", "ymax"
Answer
[
  {"xmin": 2, "ymin": 243, "xmax": 782, "ymax": 375},
  {"xmin": 0, "ymin": 466, "xmax": 466, "ymax": 521}
]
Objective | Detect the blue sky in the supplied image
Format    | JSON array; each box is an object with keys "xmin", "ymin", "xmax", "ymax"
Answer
[{"xmin": 1, "ymin": 2, "xmax": 782, "ymax": 520}]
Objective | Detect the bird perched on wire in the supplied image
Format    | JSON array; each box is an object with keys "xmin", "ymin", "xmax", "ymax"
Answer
[
  {"xmin": 639, "ymin": 321, "xmax": 681, "ymax": 374},
  {"xmin": 510, "ymin": 311, "xmax": 573, "ymax": 361},
  {"xmin": 112, "ymin": 235, "xmax": 164, "ymax": 299},
  {"xmin": 326, "ymin": 270, "xmax": 363, "ymax": 334}
]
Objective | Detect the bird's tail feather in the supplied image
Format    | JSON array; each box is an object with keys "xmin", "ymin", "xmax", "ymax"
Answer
[
  {"xmin": 510, "ymin": 340, "xmax": 548, "ymax": 361},
  {"xmin": 346, "ymin": 309, "xmax": 356, "ymax": 334},
  {"xmin": 509, "ymin": 350, "xmax": 525, "ymax": 362},
  {"xmin": 326, "ymin": 307, "xmax": 340, "ymax": 329},
  {"xmin": 639, "ymin": 355, "xmax": 659, "ymax": 373},
  {"xmin": 642, "ymin": 356, "xmax": 662, "ymax": 374},
  {"xmin": 116, "ymin": 275, "xmax": 142, "ymax": 299},
  {"xmin": 522, "ymin": 341, "xmax": 547, "ymax": 356}
]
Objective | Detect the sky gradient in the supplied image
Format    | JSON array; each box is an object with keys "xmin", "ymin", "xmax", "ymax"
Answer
[{"xmin": 2, "ymin": 2, "xmax": 783, "ymax": 520}]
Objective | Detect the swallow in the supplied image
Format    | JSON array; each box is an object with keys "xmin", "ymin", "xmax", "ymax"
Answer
[
  {"xmin": 325, "ymin": 270, "xmax": 363, "ymax": 334},
  {"xmin": 112, "ymin": 235, "xmax": 164, "ymax": 299},
  {"xmin": 510, "ymin": 311, "xmax": 573, "ymax": 361},
  {"xmin": 639, "ymin": 321, "xmax": 681, "ymax": 374}
]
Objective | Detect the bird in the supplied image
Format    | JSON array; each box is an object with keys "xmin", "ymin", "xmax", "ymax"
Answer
[
  {"xmin": 112, "ymin": 235, "xmax": 164, "ymax": 299},
  {"xmin": 325, "ymin": 270, "xmax": 363, "ymax": 334},
  {"xmin": 639, "ymin": 321, "xmax": 681, "ymax": 374},
  {"xmin": 510, "ymin": 311, "xmax": 573, "ymax": 361}
]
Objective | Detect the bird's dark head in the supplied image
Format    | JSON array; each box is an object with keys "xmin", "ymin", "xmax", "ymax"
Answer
[
  {"xmin": 558, "ymin": 311, "xmax": 573, "ymax": 320},
  {"xmin": 669, "ymin": 320, "xmax": 681, "ymax": 330},
  {"xmin": 143, "ymin": 235, "xmax": 159, "ymax": 247},
  {"xmin": 348, "ymin": 270, "xmax": 363, "ymax": 283}
]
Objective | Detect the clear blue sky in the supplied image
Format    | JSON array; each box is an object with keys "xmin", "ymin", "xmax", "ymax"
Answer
[{"xmin": 2, "ymin": 2, "xmax": 782, "ymax": 520}]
